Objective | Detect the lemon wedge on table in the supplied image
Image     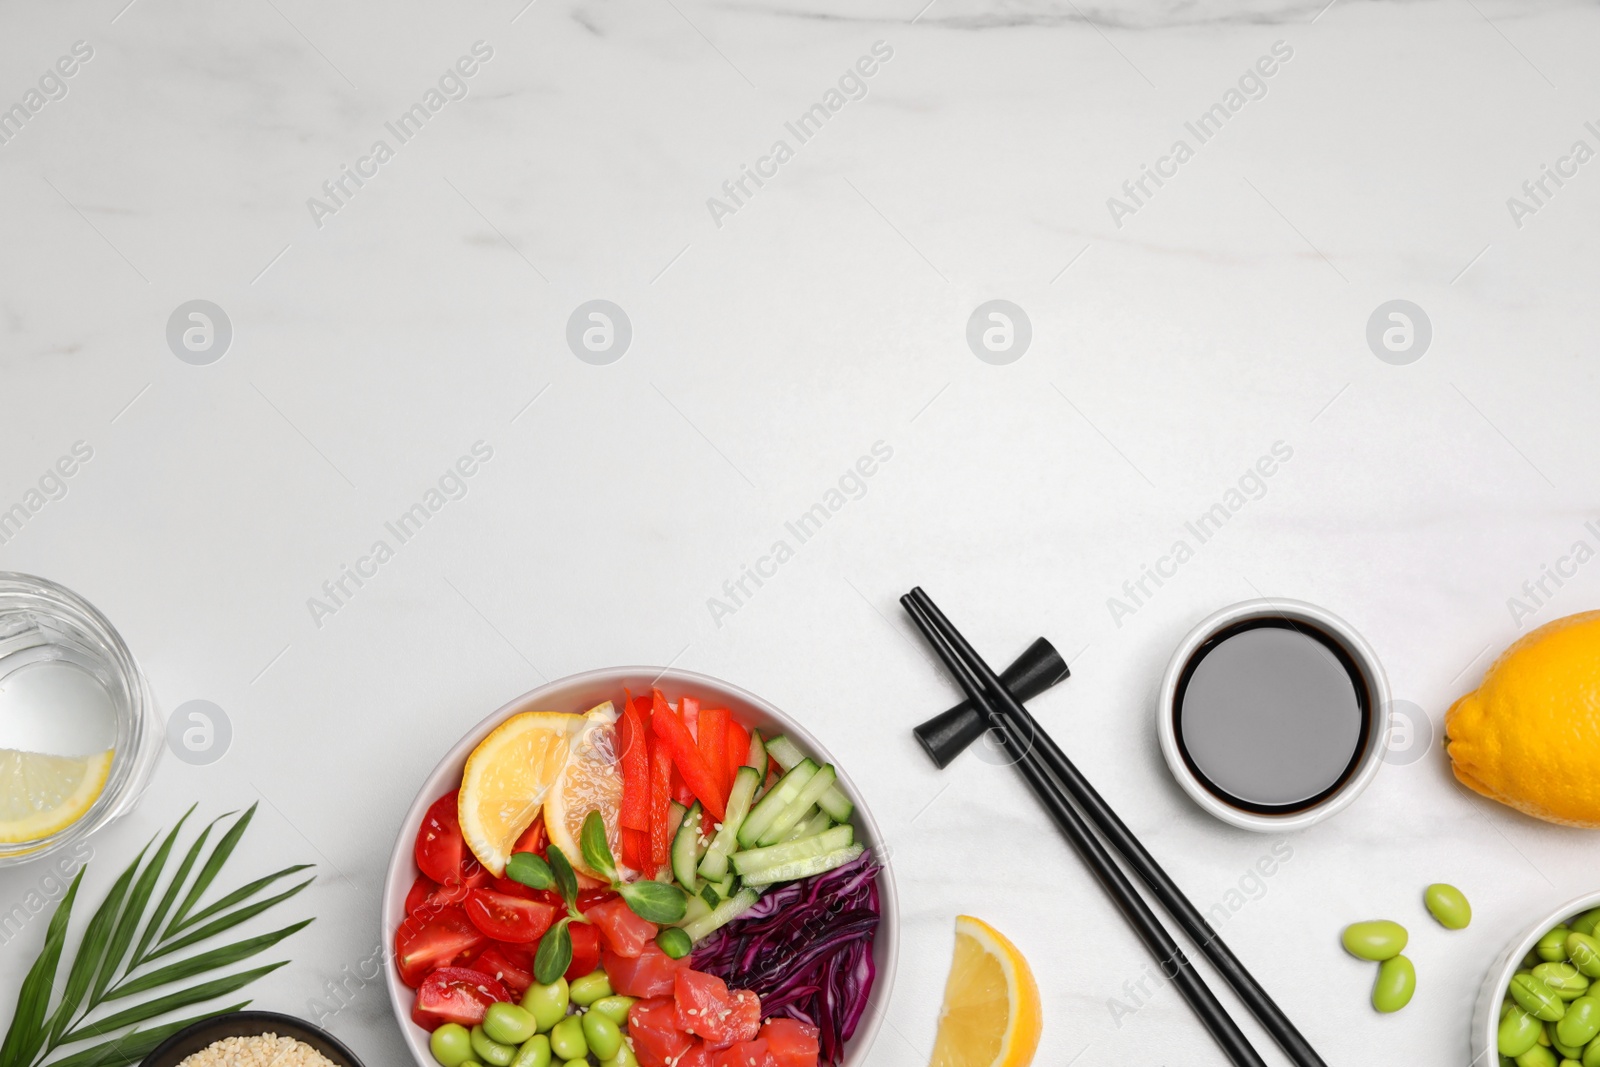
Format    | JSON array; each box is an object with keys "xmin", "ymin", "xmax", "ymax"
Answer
[
  {"xmin": 930, "ymin": 915, "xmax": 1042, "ymax": 1067},
  {"xmin": 0, "ymin": 748, "xmax": 113, "ymax": 844},
  {"xmin": 543, "ymin": 701, "xmax": 623, "ymax": 880},
  {"xmin": 459, "ymin": 710, "xmax": 587, "ymax": 877}
]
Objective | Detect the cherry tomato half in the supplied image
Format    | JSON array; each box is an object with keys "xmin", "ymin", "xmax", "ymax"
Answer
[
  {"xmin": 414, "ymin": 791, "xmax": 487, "ymax": 886},
  {"xmin": 395, "ymin": 904, "xmax": 484, "ymax": 988},
  {"xmin": 565, "ymin": 920, "xmax": 603, "ymax": 981},
  {"xmin": 412, "ymin": 966, "xmax": 510, "ymax": 1031},
  {"xmin": 463, "ymin": 889, "xmax": 556, "ymax": 944}
]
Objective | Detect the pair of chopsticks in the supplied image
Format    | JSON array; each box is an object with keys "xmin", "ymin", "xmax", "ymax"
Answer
[{"xmin": 902, "ymin": 588, "xmax": 1327, "ymax": 1067}]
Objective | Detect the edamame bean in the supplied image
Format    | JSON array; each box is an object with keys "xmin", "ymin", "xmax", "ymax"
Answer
[
  {"xmin": 1501, "ymin": 1008, "xmax": 1543, "ymax": 1057},
  {"xmin": 485, "ymin": 1004, "xmax": 539, "ymax": 1046},
  {"xmin": 1558, "ymin": 997, "xmax": 1600, "ymax": 1047},
  {"xmin": 590, "ymin": 995, "xmax": 638, "ymax": 1027},
  {"xmin": 1559, "ymin": 1060, "xmax": 1582, "ymax": 1067},
  {"xmin": 656, "ymin": 928, "xmax": 693, "ymax": 960},
  {"xmin": 1426, "ymin": 883, "xmax": 1473, "ymax": 930},
  {"xmin": 1584, "ymin": 1037, "xmax": 1600, "ymax": 1067},
  {"xmin": 569, "ymin": 971, "xmax": 613, "ymax": 1007},
  {"xmin": 1540, "ymin": 928, "xmax": 1574, "ymax": 963},
  {"xmin": 1518, "ymin": 1047, "xmax": 1559, "ymax": 1067},
  {"xmin": 1372, "ymin": 955, "xmax": 1416, "ymax": 1013},
  {"xmin": 1547, "ymin": 1023, "xmax": 1582, "ymax": 1060},
  {"xmin": 521, "ymin": 979, "xmax": 570, "ymax": 1033},
  {"xmin": 431, "ymin": 1023, "xmax": 474, "ymax": 1067},
  {"xmin": 583, "ymin": 1008, "xmax": 624, "ymax": 1060},
  {"xmin": 1568, "ymin": 934, "xmax": 1600, "ymax": 979},
  {"xmin": 601, "ymin": 1038, "xmax": 639, "ymax": 1067},
  {"xmin": 1342, "ymin": 920, "xmax": 1408, "ymax": 962},
  {"xmin": 549, "ymin": 1016, "xmax": 588, "ymax": 1062},
  {"xmin": 561, "ymin": 1061, "xmax": 588, "ymax": 1067},
  {"xmin": 508, "ymin": 1035, "xmax": 551, "ymax": 1067},
  {"xmin": 1538, "ymin": 964, "xmax": 1591, "ymax": 1000},
  {"xmin": 471, "ymin": 1025, "xmax": 516, "ymax": 1067},
  {"xmin": 1514, "ymin": 974, "xmax": 1568, "ymax": 1022},
  {"xmin": 1573, "ymin": 910, "xmax": 1600, "ymax": 937}
]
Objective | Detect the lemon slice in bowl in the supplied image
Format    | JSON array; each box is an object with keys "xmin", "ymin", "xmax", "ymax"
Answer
[
  {"xmin": 931, "ymin": 915, "xmax": 1042, "ymax": 1067},
  {"xmin": 459, "ymin": 711, "xmax": 587, "ymax": 876},
  {"xmin": 544, "ymin": 701, "xmax": 623, "ymax": 879},
  {"xmin": 0, "ymin": 748, "xmax": 113, "ymax": 844}
]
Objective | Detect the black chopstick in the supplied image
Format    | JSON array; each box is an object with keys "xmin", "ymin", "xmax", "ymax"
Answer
[
  {"xmin": 901, "ymin": 596, "xmax": 1269, "ymax": 1067},
  {"xmin": 908, "ymin": 587, "xmax": 1329, "ymax": 1067}
]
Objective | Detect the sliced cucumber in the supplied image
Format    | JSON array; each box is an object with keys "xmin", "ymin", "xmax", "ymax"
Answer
[
  {"xmin": 782, "ymin": 807, "xmax": 832, "ymax": 842},
  {"xmin": 764, "ymin": 736, "xmax": 855, "ymax": 823},
  {"xmin": 672, "ymin": 801, "xmax": 707, "ymax": 892},
  {"xmin": 682, "ymin": 888, "xmax": 760, "ymax": 942},
  {"xmin": 699, "ymin": 766, "xmax": 760, "ymax": 882},
  {"xmin": 744, "ymin": 728, "xmax": 769, "ymax": 781},
  {"xmin": 732, "ymin": 825, "xmax": 854, "ymax": 877},
  {"xmin": 738, "ymin": 760, "xmax": 817, "ymax": 849},
  {"xmin": 739, "ymin": 844, "xmax": 865, "ymax": 888},
  {"xmin": 700, "ymin": 872, "xmax": 736, "ymax": 906},
  {"xmin": 758, "ymin": 764, "xmax": 837, "ymax": 846},
  {"xmin": 679, "ymin": 892, "xmax": 712, "ymax": 926},
  {"xmin": 668, "ymin": 800, "xmax": 687, "ymax": 840}
]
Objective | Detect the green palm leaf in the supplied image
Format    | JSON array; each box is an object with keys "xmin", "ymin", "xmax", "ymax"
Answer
[
  {"xmin": 147, "ymin": 879, "xmax": 313, "ymax": 961},
  {"xmin": 42, "ymin": 1002, "xmax": 250, "ymax": 1067},
  {"xmin": 107, "ymin": 920, "xmax": 312, "ymax": 1001},
  {"xmin": 130, "ymin": 811, "xmax": 228, "ymax": 970},
  {"xmin": 165, "ymin": 804, "xmax": 256, "ymax": 936},
  {"xmin": 93, "ymin": 808, "xmax": 193, "ymax": 1005},
  {"xmin": 174, "ymin": 863, "xmax": 313, "ymax": 934},
  {"xmin": 0, "ymin": 869, "xmax": 82, "ymax": 1067},
  {"xmin": 60, "ymin": 963, "xmax": 286, "ymax": 1044},
  {"xmin": 46, "ymin": 843, "xmax": 150, "ymax": 1046}
]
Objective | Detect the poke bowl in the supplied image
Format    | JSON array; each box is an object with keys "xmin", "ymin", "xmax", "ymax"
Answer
[{"xmin": 382, "ymin": 666, "xmax": 898, "ymax": 1067}]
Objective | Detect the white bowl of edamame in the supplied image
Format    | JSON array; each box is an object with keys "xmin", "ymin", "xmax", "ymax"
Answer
[{"xmin": 1475, "ymin": 890, "xmax": 1600, "ymax": 1065}]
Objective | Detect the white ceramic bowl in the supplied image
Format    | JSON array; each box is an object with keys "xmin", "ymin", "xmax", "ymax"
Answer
[
  {"xmin": 1474, "ymin": 890, "xmax": 1600, "ymax": 1064},
  {"xmin": 382, "ymin": 666, "xmax": 899, "ymax": 1067},
  {"xmin": 1156, "ymin": 598, "xmax": 1391, "ymax": 833}
]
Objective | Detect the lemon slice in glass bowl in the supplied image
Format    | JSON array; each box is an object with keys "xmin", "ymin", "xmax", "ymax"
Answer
[{"xmin": 0, "ymin": 748, "xmax": 114, "ymax": 844}]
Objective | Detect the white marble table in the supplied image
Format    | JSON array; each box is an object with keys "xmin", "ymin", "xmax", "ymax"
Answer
[{"xmin": 2, "ymin": 0, "xmax": 1597, "ymax": 1063}]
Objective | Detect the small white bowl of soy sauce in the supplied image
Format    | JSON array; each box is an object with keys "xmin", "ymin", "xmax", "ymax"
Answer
[{"xmin": 1157, "ymin": 598, "xmax": 1391, "ymax": 833}]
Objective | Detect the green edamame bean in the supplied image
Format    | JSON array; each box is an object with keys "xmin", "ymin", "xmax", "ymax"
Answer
[
  {"xmin": 431, "ymin": 1023, "xmax": 475, "ymax": 1067},
  {"xmin": 1514, "ymin": 974, "xmax": 1569, "ymax": 1022},
  {"xmin": 1518, "ymin": 1046, "xmax": 1559, "ymax": 1067},
  {"xmin": 656, "ymin": 928, "xmax": 693, "ymax": 959},
  {"xmin": 1584, "ymin": 1038, "xmax": 1600, "ymax": 1067},
  {"xmin": 1558, "ymin": 997, "xmax": 1600, "ymax": 1047},
  {"xmin": 1342, "ymin": 920, "xmax": 1408, "ymax": 962},
  {"xmin": 549, "ymin": 1016, "xmax": 587, "ymax": 1062},
  {"xmin": 470, "ymin": 1026, "xmax": 516, "ymax": 1067},
  {"xmin": 508, "ymin": 1035, "xmax": 551, "ymax": 1067},
  {"xmin": 1541, "ymin": 928, "xmax": 1574, "ymax": 964},
  {"xmin": 1538, "ymin": 964, "xmax": 1591, "ymax": 1000},
  {"xmin": 1527, "ymin": 952, "xmax": 1546, "ymax": 969},
  {"xmin": 1559, "ymin": 1060, "xmax": 1582, "ymax": 1067},
  {"xmin": 1425, "ymin": 883, "xmax": 1473, "ymax": 930},
  {"xmin": 590, "ymin": 995, "xmax": 638, "ymax": 1026},
  {"xmin": 1547, "ymin": 1023, "xmax": 1582, "ymax": 1060},
  {"xmin": 601, "ymin": 1038, "xmax": 639, "ymax": 1067},
  {"xmin": 582, "ymin": 1009, "xmax": 624, "ymax": 1060},
  {"xmin": 1372, "ymin": 954, "xmax": 1416, "ymax": 1013},
  {"xmin": 569, "ymin": 971, "xmax": 613, "ymax": 1007},
  {"xmin": 1572, "ymin": 910, "xmax": 1600, "ymax": 937},
  {"xmin": 1502, "ymin": 1008, "xmax": 1544, "ymax": 1057},
  {"xmin": 1568, "ymin": 934, "xmax": 1600, "ymax": 979},
  {"xmin": 521, "ymin": 979, "xmax": 570, "ymax": 1033},
  {"xmin": 561, "ymin": 1060, "xmax": 588, "ymax": 1067},
  {"xmin": 484, "ymin": 1004, "xmax": 539, "ymax": 1046}
]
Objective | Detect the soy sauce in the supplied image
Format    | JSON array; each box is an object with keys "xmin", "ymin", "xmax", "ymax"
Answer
[{"xmin": 1173, "ymin": 617, "xmax": 1370, "ymax": 814}]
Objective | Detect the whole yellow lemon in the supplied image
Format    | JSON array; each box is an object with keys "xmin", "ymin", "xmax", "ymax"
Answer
[{"xmin": 1446, "ymin": 610, "xmax": 1600, "ymax": 827}]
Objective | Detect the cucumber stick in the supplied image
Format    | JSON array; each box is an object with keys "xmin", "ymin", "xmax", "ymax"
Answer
[
  {"xmin": 682, "ymin": 888, "xmax": 760, "ymax": 941},
  {"xmin": 764, "ymin": 735, "xmax": 855, "ymax": 823},
  {"xmin": 680, "ymin": 892, "xmax": 712, "ymax": 926},
  {"xmin": 783, "ymin": 807, "xmax": 832, "ymax": 842},
  {"xmin": 757, "ymin": 764, "xmax": 837, "ymax": 846},
  {"xmin": 731, "ymin": 824, "xmax": 854, "ymax": 877},
  {"xmin": 699, "ymin": 766, "xmax": 760, "ymax": 882},
  {"xmin": 740, "ymin": 845, "xmax": 864, "ymax": 888},
  {"xmin": 700, "ymin": 873, "xmax": 735, "ymax": 906},
  {"xmin": 672, "ymin": 801, "xmax": 707, "ymax": 891},
  {"xmin": 737, "ymin": 760, "xmax": 817, "ymax": 849},
  {"xmin": 744, "ymin": 729, "xmax": 769, "ymax": 781}
]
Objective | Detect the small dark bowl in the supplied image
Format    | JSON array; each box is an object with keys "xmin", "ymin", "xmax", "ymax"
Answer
[{"xmin": 140, "ymin": 1011, "xmax": 365, "ymax": 1067}]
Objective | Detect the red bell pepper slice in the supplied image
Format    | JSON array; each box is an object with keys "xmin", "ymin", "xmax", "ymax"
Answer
[
  {"xmin": 650, "ymin": 690, "xmax": 726, "ymax": 821},
  {"xmin": 698, "ymin": 705, "xmax": 730, "ymax": 811},
  {"xmin": 724, "ymin": 720, "xmax": 750, "ymax": 794},
  {"xmin": 648, "ymin": 733, "xmax": 673, "ymax": 877},
  {"xmin": 679, "ymin": 695, "xmax": 700, "ymax": 741},
  {"xmin": 619, "ymin": 692, "xmax": 651, "ymax": 834},
  {"xmin": 621, "ymin": 826, "xmax": 649, "ymax": 873},
  {"xmin": 671, "ymin": 765, "xmax": 696, "ymax": 808}
]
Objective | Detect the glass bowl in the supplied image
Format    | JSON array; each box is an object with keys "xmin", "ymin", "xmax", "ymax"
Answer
[{"xmin": 0, "ymin": 572, "xmax": 159, "ymax": 866}]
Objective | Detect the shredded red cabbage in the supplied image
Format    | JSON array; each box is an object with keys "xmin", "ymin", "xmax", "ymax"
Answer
[{"xmin": 691, "ymin": 852, "xmax": 882, "ymax": 1065}]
